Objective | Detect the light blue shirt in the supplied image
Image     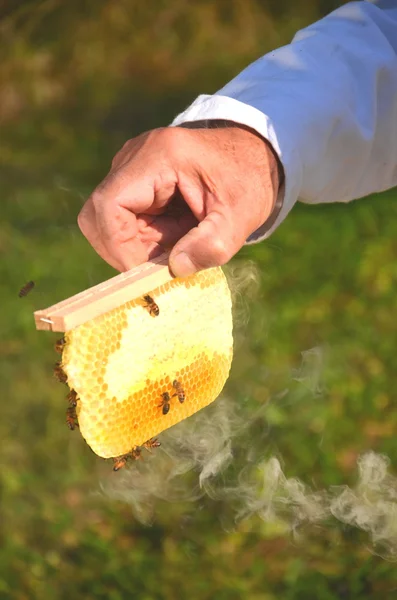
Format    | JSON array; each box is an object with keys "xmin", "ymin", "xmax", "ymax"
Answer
[{"xmin": 172, "ymin": 0, "xmax": 397, "ymax": 241}]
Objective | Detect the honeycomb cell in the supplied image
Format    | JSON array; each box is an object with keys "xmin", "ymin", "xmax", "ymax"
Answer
[{"xmin": 61, "ymin": 267, "xmax": 233, "ymax": 459}]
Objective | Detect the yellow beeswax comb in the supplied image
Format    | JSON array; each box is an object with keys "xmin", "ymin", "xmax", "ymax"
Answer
[{"xmin": 35, "ymin": 256, "xmax": 233, "ymax": 459}]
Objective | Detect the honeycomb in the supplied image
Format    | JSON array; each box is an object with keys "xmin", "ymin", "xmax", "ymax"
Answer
[{"xmin": 61, "ymin": 267, "xmax": 233, "ymax": 459}]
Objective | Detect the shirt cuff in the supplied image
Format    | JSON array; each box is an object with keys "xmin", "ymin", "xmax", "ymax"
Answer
[{"xmin": 171, "ymin": 94, "xmax": 303, "ymax": 243}]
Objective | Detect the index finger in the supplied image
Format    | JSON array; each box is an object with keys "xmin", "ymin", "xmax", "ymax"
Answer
[{"xmin": 79, "ymin": 159, "xmax": 180, "ymax": 270}]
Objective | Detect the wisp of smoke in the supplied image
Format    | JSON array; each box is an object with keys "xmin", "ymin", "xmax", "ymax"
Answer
[
  {"xmin": 224, "ymin": 259, "xmax": 261, "ymax": 330},
  {"xmin": 99, "ymin": 261, "xmax": 397, "ymax": 558},
  {"xmin": 330, "ymin": 453, "xmax": 397, "ymax": 557}
]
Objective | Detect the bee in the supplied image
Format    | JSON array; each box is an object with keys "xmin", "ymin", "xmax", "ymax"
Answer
[
  {"xmin": 143, "ymin": 294, "xmax": 159, "ymax": 317},
  {"xmin": 18, "ymin": 281, "xmax": 35, "ymax": 298},
  {"xmin": 172, "ymin": 379, "xmax": 185, "ymax": 404},
  {"xmin": 66, "ymin": 405, "xmax": 78, "ymax": 430},
  {"xmin": 54, "ymin": 361, "xmax": 67, "ymax": 384},
  {"xmin": 158, "ymin": 391, "xmax": 171, "ymax": 415},
  {"xmin": 54, "ymin": 337, "xmax": 66, "ymax": 354},
  {"xmin": 142, "ymin": 438, "xmax": 161, "ymax": 452},
  {"xmin": 112, "ymin": 456, "xmax": 128, "ymax": 471},
  {"xmin": 130, "ymin": 446, "xmax": 142, "ymax": 460},
  {"xmin": 112, "ymin": 446, "xmax": 142, "ymax": 471},
  {"xmin": 67, "ymin": 390, "xmax": 77, "ymax": 407}
]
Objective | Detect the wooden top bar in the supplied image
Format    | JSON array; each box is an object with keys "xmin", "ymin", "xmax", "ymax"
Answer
[{"xmin": 34, "ymin": 252, "xmax": 174, "ymax": 332}]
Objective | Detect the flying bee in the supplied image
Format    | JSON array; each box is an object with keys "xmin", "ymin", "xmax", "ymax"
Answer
[
  {"xmin": 54, "ymin": 361, "xmax": 67, "ymax": 384},
  {"xmin": 54, "ymin": 337, "xmax": 66, "ymax": 354},
  {"xmin": 18, "ymin": 281, "xmax": 35, "ymax": 298},
  {"xmin": 143, "ymin": 438, "xmax": 161, "ymax": 452},
  {"xmin": 143, "ymin": 294, "xmax": 159, "ymax": 317},
  {"xmin": 158, "ymin": 391, "xmax": 171, "ymax": 415},
  {"xmin": 112, "ymin": 446, "xmax": 142, "ymax": 471},
  {"xmin": 66, "ymin": 405, "xmax": 78, "ymax": 430},
  {"xmin": 67, "ymin": 390, "xmax": 77, "ymax": 407},
  {"xmin": 172, "ymin": 379, "xmax": 185, "ymax": 404}
]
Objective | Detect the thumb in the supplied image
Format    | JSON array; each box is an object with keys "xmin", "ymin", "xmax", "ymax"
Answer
[{"xmin": 169, "ymin": 212, "xmax": 242, "ymax": 277}]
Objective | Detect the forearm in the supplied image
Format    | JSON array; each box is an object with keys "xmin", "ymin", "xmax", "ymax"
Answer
[{"xmin": 172, "ymin": 0, "xmax": 397, "ymax": 241}]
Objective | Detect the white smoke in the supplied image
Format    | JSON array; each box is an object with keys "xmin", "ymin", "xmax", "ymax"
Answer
[
  {"xmin": 100, "ymin": 394, "xmax": 397, "ymax": 558},
  {"xmin": 99, "ymin": 262, "xmax": 397, "ymax": 559}
]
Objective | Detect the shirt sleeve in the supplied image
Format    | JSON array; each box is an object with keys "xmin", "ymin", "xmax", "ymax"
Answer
[{"xmin": 171, "ymin": 0, "xmax": 397, "ymax": 243}]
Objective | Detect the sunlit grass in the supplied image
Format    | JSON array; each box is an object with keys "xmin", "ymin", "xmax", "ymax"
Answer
[{"xmin": 1, "ymin": 0, "xmax": 396, "ymax": 597}]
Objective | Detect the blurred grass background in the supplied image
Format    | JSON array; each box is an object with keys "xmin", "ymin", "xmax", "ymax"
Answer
[{"xmin": 1, "ymin": 0, "xmax": 397, "ymax": 598}]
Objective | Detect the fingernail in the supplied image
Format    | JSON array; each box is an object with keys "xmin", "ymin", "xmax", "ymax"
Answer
[{"xmin": 169, "ymin": 252, "xmax": 196, "ymax": 277}]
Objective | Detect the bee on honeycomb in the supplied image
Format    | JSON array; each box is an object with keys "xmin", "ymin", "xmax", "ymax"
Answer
[
  {"xmin": 112, "ymin": 447, "xmax": 142, "ymax": 471},
  {"xmin": 142, "ymin": 294, "xmax": 159, "ymax": 317},
  {"xmin": 172, "ymin": 380, "xmax": 185, "ymax": 404},
  {"xmin": 54, "ymin": 337, "xmax": 66, "ymax": 354},
  {"xmin": 158, "ymin": 392, "xmax": 171, "ymax": 415},
  {"xmin": 66, "ymin": 405, "xmax": 78, "ymax": 430},
  {"xmin": 54, "ymin": 362, "xmax": 67, "ymax": 384},
  {"xmin": 67, "ymin": 390, "xmax": 78, "ymax": 408},
  {"xmin": 142, "ymin": 438, "xmax": 161, "ymax": 452}
]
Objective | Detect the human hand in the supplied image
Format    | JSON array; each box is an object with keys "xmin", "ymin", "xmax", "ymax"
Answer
[{"xmin": 78, "ymin": 124, "xmax": 281, "ymax": 276}]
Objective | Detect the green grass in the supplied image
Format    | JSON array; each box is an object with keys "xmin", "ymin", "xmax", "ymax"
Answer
[{"xmin": 1, "ymin": 1, "xmax": 397, "ymax": 598}]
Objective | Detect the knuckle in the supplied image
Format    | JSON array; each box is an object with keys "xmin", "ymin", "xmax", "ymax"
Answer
[
  {"xmin": 89, "ymin": 188, "xmax": 104, "ymax": 211},
  {"xmin": 204, "ymin": 236, "xmax": 231, "ymax": 267},
  {"xmin": 77, "ymin": 205, "xmax": 89, "ymax": 236},
  {"xmin": 121, "ymin": 137, "xmax": 134, "ymax": 151},
  {"xmin": 154, "ymin": 126, "xmax": 184, "ymax": 154},
  {"xmin": 77, "ymin": 211, "xmax": 85, "ymax": 234},
  {"xmin": 111, "ymin": 152, "xmax": 122, "ymax": 169},
  {"xmin": 111, "ymin": 134, "xmax": 146, "ymax": 168},
  {"xmin": 111, "ymin": 139, "xmax": 132, "ymax": 168}
]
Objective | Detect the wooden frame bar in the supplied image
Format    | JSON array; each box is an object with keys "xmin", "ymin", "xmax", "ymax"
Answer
[{"xmin": 34, "ymin": 252, "xmax": 173, "ymax": 332}]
